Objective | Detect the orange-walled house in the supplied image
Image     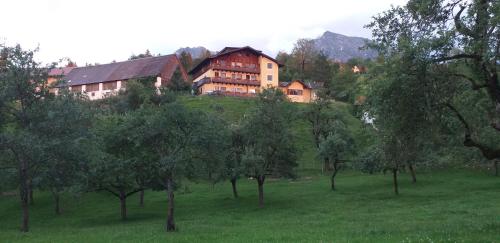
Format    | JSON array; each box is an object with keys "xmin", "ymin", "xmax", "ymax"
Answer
[
  {"xmin": 189, "ymin": 46, "xmax": 282, "ymax": 96},
  {"xmin": 47, "ymin": 66, "xmax": 75, "ymax": 93},
  {"xmin": 279, "ymin": 80, "xmax": 322, "ymax": 103}
]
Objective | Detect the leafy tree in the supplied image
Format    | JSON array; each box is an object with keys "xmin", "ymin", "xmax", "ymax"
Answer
[
  {"xmin": 90, "ymin": 112, "xmax": 149, "ymax": 220},
  {"xmin": 129, "ymin": 49, "xmax": 153, "ymax": 60},
  {"xmin": 139, "ymin": 102, "xmax": 201, "ymax": 231},
  {"xmin": 193, "ymin": 113, "xmax": 231, "ymax": 187},
  {"xmin": 291, "ymin": 39, "xmax": 318, "ymax": 79},
  {"xmin": 311, "ymin": 51, "xmax": 333, "ymax": 82},
  {"xmin": 241, "ymin": 88, "xmax": 298, "ymax": 207},
  {"xmin": 167, "ymin": 68, "xmax": 190, "ymax": 92},
  {"xmin": 318, "ymin": 118, "xmax": 354, "ymax": 190},
  {"xmin": 367, "ymin": 0, "xmax": 500, "ymax": 165},
  {"xmin": 0, "ymin": 44, "xmax": 50, "ymax": 232},
  {"xmin": 34, "ymin": 91, "xmax": 93, "ymax": 214},
  {"xmin": 179, "ymin": 51, "xmax": 193, "ymax": 72},
  {"xmin": 227, "ymin": 124, "xmax": 245, "ymax": 198}
]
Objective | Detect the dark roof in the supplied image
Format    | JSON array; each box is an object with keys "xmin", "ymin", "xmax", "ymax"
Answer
[
  {"xmin": 279, "ymin": 80, "xmax": 314, "ymax": 89},
  {"xmin": 189, "ymin": 46, "xmax": 283, "ymax": 75},
  {"xmin": 48, "ymin": 66, "xmax": 74, "ymax": 76},
  {"xmin": 62, "ymin": 55, "xmax": 179, "ymax": 86}
]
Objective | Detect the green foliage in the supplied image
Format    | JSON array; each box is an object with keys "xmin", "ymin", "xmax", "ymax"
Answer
[{"xmin": 167, "ymin": 68, "xmax": 190, "ymax": 92}]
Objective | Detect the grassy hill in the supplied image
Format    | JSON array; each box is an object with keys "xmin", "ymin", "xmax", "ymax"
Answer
[{"xmin": 179, "ymin": 95, "xmax": 362, "ymax": 171}]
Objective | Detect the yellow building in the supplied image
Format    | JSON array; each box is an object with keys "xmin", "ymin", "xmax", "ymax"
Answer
[
  {"xmin": 279, "ymin": 80, "xmax": 321, "ymax": 103},
  {"xmin": 189, "ymin": 46, "xmax": 282, "ymax": 96}
]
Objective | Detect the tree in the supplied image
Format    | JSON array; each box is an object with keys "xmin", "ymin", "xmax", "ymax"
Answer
[
  {"xmin": 167, "ymin": 68, "xmax": 190, "ymax": 91},
  {"xmin": 34, "ymin": 91, "xmax": 93, "ymax": 214},
  {"xmin": 129, "ymin": 49, "xmax": 153, "ymax": 60},
  {"xmin": 0, "ymin": 44, "xmax": 50, "ymax": 232},
  {"xmin": 367, "ymin": 0, "xmax": 500, "ymax": 164},
  {"xmin": 318, "ymin": 119, "xmax": 354, "ymax": 190},
  {"xmin": 139, "ymin": 102, "xmax": 201, "ymax": 231},
  {"xmin": 227, "ymin": 124, "xmax": 245, "ymax": 198},
  {"xmin": 304, "ymin": 93, "xmax": 338, "ymax": 172},
  {"xmin": 241, "ymin": 88, "xmax": 298, "ymax": 207},
  {"xmin": 179, "ymin": 51, "xmax": 193, "ymax": 72},
  {"xmin": 291, "ymin": 39, "xmax": 318, "ymax": 78},
  {"xmin": 90, "ymin": 112, "xmax": 149, "ymax": 220},
  {"xmin": 311, "ymin": 51, "xmax": 333, "ymax": 82}
]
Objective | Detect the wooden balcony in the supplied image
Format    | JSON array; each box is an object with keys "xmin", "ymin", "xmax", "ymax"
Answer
[
  {"xmin": 199, "ymin": 77, "xmax": 261, "ymax": 86},
  {"xmin": 210, "ymin": 64, "xmax": 260, "ymax": 74}
]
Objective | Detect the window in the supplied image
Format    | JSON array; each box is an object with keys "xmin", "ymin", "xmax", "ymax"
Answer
[
  {"xmin": 103, "ymin": 81, "xmax": 117, "ymax": 90},
  {"xmin": 237, "ymin": 74, "xmax": 242, "ymax": 79},
  {"xmin": 231, "ymin": 62, "xmax": 236, "ymax": 67},
  {"xmin": 267, "ymin": 63, "xmax": 273, "ymax": 69},
  {"xmin": 231, "ymin": 74, "xmax": 236, "ymax": 79},
  {"xmin": 236, "ymin": 88, "xmax": 243, "ymax": 92},
  {"xmin": 215, "ymin": 72, "xmax": 219, "ymax": 77},
  {"xmin": 220, "ymin": 87, "xmax": 226, "ymax": 91},
  {"xmin": 250, "ymin": 75, "xmax": 256, "ymax": 80},
  {"xmin": 86, "ymin": 83, "xmax": 99, "ymax": 92},
  {"xmin": 221, "ymin": 72, "xmax": 226, "ymax": 78},
  {"xmin": 215, "ymin": 86, "xmax": 219, "ymax": 90},
  {"xmin": 267, "ymin": 75, "xmax": 273, "ymax": 81},
  {"xmin": 246, "ymin": 75, "xmax": 250, "ymax": 80},
  {"xmin": 249, "ymin": 64, "xmax": 256, "ymax": 68},
  {"xmin": 287, "ymin": 89, "xmax": 303, "ymax": 96},
  {"xmin": 71, "ymin": 85, "xmax": 82, "ymax": 92},
  {"xmin": 220, "ymin": 60, "xmax": 226, "ymax": 66}
]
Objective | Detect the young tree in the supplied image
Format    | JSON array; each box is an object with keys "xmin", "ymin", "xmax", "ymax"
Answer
[
  {"xmin": 227, "ymin": 124, "xmax": 245, "ymax": 198},
  {"xmin": 311, "ymin": 51, "xmax": 333, "ymax": 82},
  {"xmin": 241, "ymin": 88, "xmax": 298, "ymax": 207},
  {"xmin": 179, "ymin": 51, "xmax": 193, "ymax": 72},
  {"xmin": 167, "ymin": 68, "xmax": 190, "ymax": 91},
  {"xmin": 318, "ymin": 116, "xmax": 354, "ymax": 190}
]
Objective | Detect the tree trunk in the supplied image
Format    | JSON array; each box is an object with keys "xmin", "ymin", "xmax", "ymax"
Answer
[
  {"xmin": 119, "ymin": 190, "xmax": 127, "ymax": 220},
  {"xmin": 408, "ymin": 164, "xmax": 417, "ymax": 183},
  {"xmin": 139, "ymin": 189, "xmax": 144, "ymax": 207},
  {"xmin": 28, "ymin": 179, "xmax": 34, "ymax": 205},
  {"xmin": 230, "ymin": 178, "xmax": 238, "ymax": 198},
  {"xmin": 323, "ymin": 158, "xmax": 330, "ymax": 173},
  {"xmin": 165, "ymin": 177, "xmax": 176, "ymax": 232},
  {"xmin": 392, "ymin": 168, "xmax": 399, "ymax": 195},
  {"xmin": 494, "ymin": 160, "xmax": 498, "ymax": 177},
  {"xmin": 19, "ymin": 159, "xmax": 29, "ymax": 232},
  {"xmin": 53, "ymin": 191, "xmax": 61, "ymax": 215},
  {"xmin": 257, "ymin": 175, "xmax": 265, "ymax": 208},
  {"xmin": 331, "ymin": 162, "xmax": 339, "ymax": 191}
]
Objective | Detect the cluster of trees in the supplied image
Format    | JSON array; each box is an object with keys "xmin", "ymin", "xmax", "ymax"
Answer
[
  {"xmin": 363, "ymin": 0, "xmax": 499, "ymax": 194},
  {"xmin": 276, "ymin": 39, "xmax": 372, "ymax": 103},
  {"xmin": 0, "ymin": 45, "xmax": 299, "ymax": 232}
]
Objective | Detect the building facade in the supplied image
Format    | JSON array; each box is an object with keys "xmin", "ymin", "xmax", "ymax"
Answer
[
  {"xmin": 279, "ymin": 80, "xmax": 321, "ymax": 103},
  {"xmin": 57, "ymin": 55, "xmax": 189, "ymax": 100},
  {"xmin": 189, "ymin": 46, "xmax": 282, "ymax": 95}
]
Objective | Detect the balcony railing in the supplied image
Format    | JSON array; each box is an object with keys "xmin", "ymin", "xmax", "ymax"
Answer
[
  {"xmin": 199, "ymin": 77, "xmax": 261, "ymax": 86},
  {"xmin": 210, "ymin": 64, "xmax": 260, "ymax": 74}
]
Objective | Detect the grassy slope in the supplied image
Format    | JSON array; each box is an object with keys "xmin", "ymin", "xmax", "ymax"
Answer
[
  {"xmin": 180, "ymin": 95, "xmax": 358, "ymax": 171},
  {"xmin": 1, "ymin": 171, "xmax": 500, "ymax": 242}
]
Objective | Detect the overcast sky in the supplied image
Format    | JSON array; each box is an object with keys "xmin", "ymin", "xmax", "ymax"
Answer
[{"xmin": 0, "ymin": 0, "xmax": 407, "ymax": 65}]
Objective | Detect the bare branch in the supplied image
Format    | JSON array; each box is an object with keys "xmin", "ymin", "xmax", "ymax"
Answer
[{"xmin": 454, "ymin": 5, "xmax": 477, "ymax": 38}]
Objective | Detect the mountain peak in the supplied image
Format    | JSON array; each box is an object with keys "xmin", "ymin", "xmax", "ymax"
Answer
[{"xmin": 314, "ymin": 31, "xmax": 377, "ymax": 62}]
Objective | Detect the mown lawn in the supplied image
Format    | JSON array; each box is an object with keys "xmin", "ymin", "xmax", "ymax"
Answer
[{"xmin": 1, "ymin": 170, "xmax": 500, "ymax": 242}]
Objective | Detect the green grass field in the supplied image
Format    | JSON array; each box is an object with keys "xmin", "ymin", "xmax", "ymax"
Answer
[
  {"xmin": 1, "ymin": 170, "xmax": 500, "ymax": 242},
  {"xmin": 2, "ymin": 96, "xmax": 499, "ymax": 242}
]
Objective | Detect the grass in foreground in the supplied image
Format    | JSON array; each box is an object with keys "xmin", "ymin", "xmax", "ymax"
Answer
[{"xmin": 1, "ymin": 170, "xmax": 500, "ymax": 242}]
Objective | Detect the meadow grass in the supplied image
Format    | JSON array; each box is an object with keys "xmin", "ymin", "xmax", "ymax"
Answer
[{"xmin": 1, "ymin": 170, "xmax": 499, "ymax": 242}]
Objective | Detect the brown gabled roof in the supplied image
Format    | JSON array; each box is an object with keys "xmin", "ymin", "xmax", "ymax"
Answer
[
  {"xmin": 189, "ymin": 46, "xmax": 283, "ymax": 75},
  {"xmin": 62, "ymin": 55, "xmax": 180, "ymax": 86}
]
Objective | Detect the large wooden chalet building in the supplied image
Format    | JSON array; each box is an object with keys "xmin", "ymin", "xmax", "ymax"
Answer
[{"xmin": 189, "ymin": 46, "xmax": 282, "ymax": 95}]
